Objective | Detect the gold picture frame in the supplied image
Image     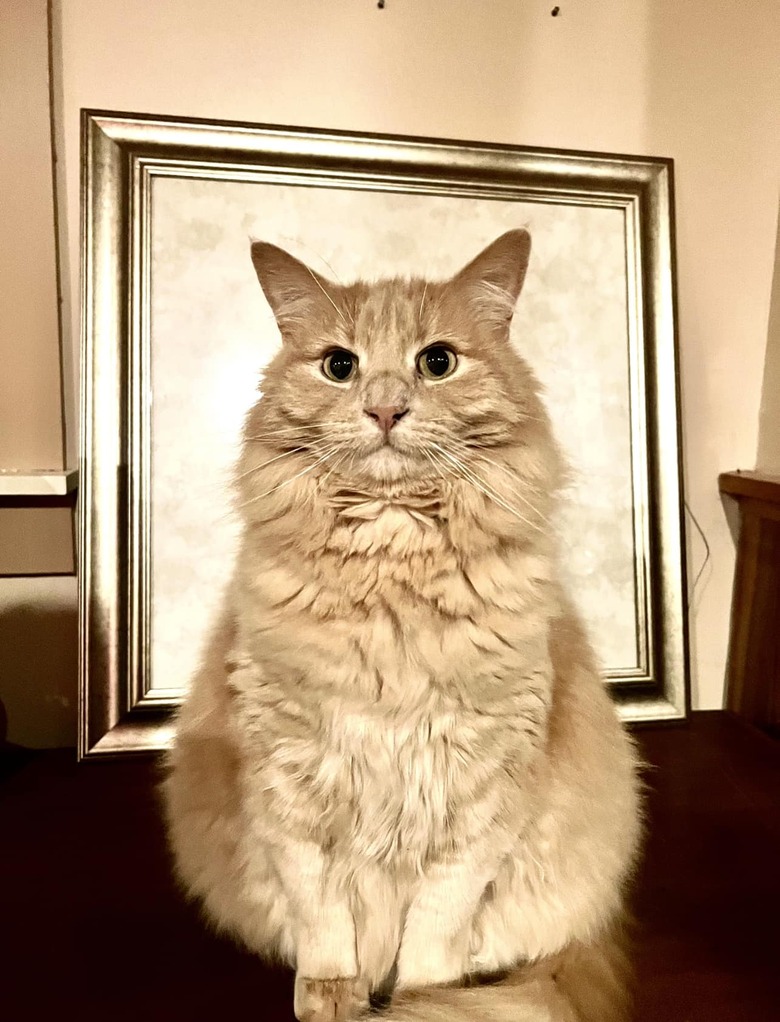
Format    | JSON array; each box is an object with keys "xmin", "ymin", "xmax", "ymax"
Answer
[{"xmin": 79, "ymin": 109, "xmax": 688, "ymax": 758}]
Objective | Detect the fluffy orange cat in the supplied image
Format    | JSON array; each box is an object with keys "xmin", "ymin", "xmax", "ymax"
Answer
[{"xmin": 164, "ymin": 230, "xmax": 641, "ymax": 1021}]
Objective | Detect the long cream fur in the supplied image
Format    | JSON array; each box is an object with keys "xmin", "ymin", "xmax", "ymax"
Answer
[{"xmin": 163, "ymin": 230, "xmax": 641, "ymax": 1021}]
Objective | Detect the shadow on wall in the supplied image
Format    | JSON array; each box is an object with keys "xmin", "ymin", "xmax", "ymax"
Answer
[{"xmin": 0, "ymin": 603, "xmax": 78, "ymax": 749}]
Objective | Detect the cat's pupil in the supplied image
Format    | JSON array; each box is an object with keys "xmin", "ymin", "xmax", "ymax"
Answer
[
  {"xmin": 326, "ymin": 350, "xmax": 354, "ymax": 380},
  {"xmin": 425, "ymin": 347, "xmax": 452, "ymax": 376}
]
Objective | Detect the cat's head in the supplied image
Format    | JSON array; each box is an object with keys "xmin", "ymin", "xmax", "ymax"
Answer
[{"xmin": 245, "ymin": 230, "xmax": 554, "ymax": 496}]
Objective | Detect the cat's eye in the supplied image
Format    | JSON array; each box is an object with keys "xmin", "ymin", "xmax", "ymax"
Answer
[
  {"xmin": 322, "ymin": 349, "xmax": 357, "ymax": 382},
  {"xmin": 417, "ymin": 345, "xmax": 457, "ymax": 380}
]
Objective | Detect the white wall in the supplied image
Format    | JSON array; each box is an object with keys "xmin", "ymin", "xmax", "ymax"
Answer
[
  {"xmin": 52, "ymin": 0, "xmax": 780, "ymax": 711},
  {"xmin": 0, "ymin": 0, "xmax": 63, "ymax": 470}
]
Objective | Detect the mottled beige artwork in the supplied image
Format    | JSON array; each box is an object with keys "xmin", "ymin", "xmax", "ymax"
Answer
[{"xmin": 150, "ymin": 178, "xmax": 636, "ymax": 694}]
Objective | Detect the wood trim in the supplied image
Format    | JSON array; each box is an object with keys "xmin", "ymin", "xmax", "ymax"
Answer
[
  {"xmin": 720, "ymin": 472, "xmax": 780, "ymax": 729},
  {"xmin": 719, "ymin": 470, "xmax": 780, "ymax": 505}
]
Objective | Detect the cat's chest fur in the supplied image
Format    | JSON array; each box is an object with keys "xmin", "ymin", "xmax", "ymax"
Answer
[
  {"xmin": 247, "ymin": 697, "xmax": 514, "ymax": 869},
  {"xmin": 232, "ymin": 504, "xmax": 552, "ymax": 863},
  {"xmin": 240, "ymin": 503, "xmax": 550, "ymax": 704}
]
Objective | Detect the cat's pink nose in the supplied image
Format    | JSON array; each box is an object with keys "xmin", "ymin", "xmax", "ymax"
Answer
[{"xmin": 365, "ymin": 405, "xmax": 409, "ymax": 435}]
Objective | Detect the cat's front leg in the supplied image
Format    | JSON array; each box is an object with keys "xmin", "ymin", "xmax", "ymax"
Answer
[
  {"xmin": 351, "ymin": 863, "xmax": 406, "ymax": 997},
  {"xmin": 396, "ymin": 846, "xmax": 503, "ymax": 990},
  {"xmin": 267, "ymin": 838, "xmax": 367, "ymax": 1022},
  {"xmin": 229, "ymin": 655, "xmax": 365, "ymax": 1019}
]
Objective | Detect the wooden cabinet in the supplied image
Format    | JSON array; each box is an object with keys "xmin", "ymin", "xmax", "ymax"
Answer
[{"xmin": 720, "ymin": 471, "xmax": 780, "ymax": 732}]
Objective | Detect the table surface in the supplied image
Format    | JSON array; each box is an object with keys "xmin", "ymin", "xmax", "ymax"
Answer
[{"xmin": 2, "ymin": 711, "xmax": 779, "ymax": 1022}]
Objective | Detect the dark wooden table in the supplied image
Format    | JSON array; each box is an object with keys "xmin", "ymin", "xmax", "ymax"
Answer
[{"xmin": 2, "ymin": 711, "xmax": 779, "ymax": 1021}]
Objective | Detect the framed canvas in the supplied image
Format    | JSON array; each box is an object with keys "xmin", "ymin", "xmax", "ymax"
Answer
[{"xmin": 79, "ymin": 110, "xmax": 688, "ymax": 758}]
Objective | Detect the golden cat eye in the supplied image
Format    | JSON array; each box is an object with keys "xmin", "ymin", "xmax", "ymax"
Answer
[
  {"xmin": 322, "ymin": 349, "xmax": 357, "ymax": 382},
  {"xmin": 417, "ymin": 345, "xmax": 457, "ymax": 380}
]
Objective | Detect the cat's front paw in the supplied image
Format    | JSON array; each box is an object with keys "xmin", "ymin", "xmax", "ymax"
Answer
[
  {"xmin": 293, "ymin": 975, "xmax": 369, "ymax": 1022},
  {"xmin": 396, "ymin": 939, "xmax": 468, "ymax": 990}
]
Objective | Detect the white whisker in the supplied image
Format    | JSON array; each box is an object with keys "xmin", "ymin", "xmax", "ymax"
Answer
[
  {"xmin": 303, "ymin": 264, "xmax": 350, "ymax": 326},
  {"xmin": 234, "ymin": 447, "xmax": 308, "ymax": 480},
  {"xmin": 245, "ymin": 421, "xmax": 345, "ymax": 439},
  {"xmin": 436, "ymin": 434, "xmax": 548, "ymax": 523},
  {"xmin": 274, "ymin": 236, "xmax": 347, "ymax": 289},
  {"xmin": 238, "ymin": 433, "xmax": 345, "ymax": 476},
  {"xmin": 320, "ymin": 447, "xmax": 351, "ymax": 487},
  {"xmin": 422, "ymin": 447, "xmax": 448, "ymax": 484},
  {"xmin": 430, "ymin": 442, "xmax": 544, "ymax": 534},
  {"xmin": 235, "ymin": 445, "xmax": 340, "ymax": 509},
  {"xmin": 421, "ymin": 426, "xmax": 548, "ymax": 524},
  {"xmin": 471, "ymin": 452, "xmax": 548, "ymax": 522},
  {"xmin": 419, "ymin": 282, "xmax": 428, "ymax": 319}
]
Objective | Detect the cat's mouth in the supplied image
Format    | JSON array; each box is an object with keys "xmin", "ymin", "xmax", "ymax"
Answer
[
  {"xmin": 354, "ymin": 438, "xmax": 424, "ymax": 481},
  {"xmin": 360, "ymin": 429, "xmax": 408, "ymax": 454}
]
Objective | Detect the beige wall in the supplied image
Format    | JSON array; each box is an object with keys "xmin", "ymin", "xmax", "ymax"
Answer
[
  {"xmin": 3, "ymin": 0, "xmax": 779, "ymax": 744},
  {"xmin": 643, "ymin": 2, "xmax": 779, "ymax": 705},
  {"xmin": 0, "ymin": 0, "xmax": 76, "ymax": 747},
  {"xmin": 757, "ymin": 211, "xmax": 780, "ymax": 474},
  {"xmin": 0, "ymin": 0, "xmax": 73, "ymax": 571},
  {"xmin": 0, "ymin": 0, "xmax": 63, "ymax": 469}
]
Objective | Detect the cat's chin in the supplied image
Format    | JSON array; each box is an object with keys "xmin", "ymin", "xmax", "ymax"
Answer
[{"xmin": 355, "ymin": 444, "xmax": 426, "ymax": 484}]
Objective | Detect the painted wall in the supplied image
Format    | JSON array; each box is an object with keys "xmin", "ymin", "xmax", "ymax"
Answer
[
  {"xmin": 0, "ymin": 0, "xmax": 72, "ymax": 579},
  {"xmin": 757, "ymin": 212, "xmax": 780, "ymax": 475},
  {"xmin": 0, "ymin": 0, "xmax": 76, "ymax": 748},
  {"xmin": 0, "ymin": 0, "xmax": 63, "ymax": 470},
  {"xmin": 4, "ymin": 0, "xmax": 779, "ymax": 744}
]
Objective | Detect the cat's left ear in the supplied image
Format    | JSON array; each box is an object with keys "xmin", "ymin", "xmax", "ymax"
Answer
[
  {"xmin": 250, "ymin": 240, "xmax": 341, "ymax": 339},
  {"xmin": 451, "ymin": 229, "xmax": 531, "ymax": 328}
]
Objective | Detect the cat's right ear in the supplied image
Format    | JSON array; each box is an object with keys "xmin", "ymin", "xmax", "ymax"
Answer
[
  {"xmin": 250, "ymin": 241, "xmax": 340, "ymax": 338},
  {"xmin": 451, "ymin": 229, "xmax": 532, "ymax": 330}
]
